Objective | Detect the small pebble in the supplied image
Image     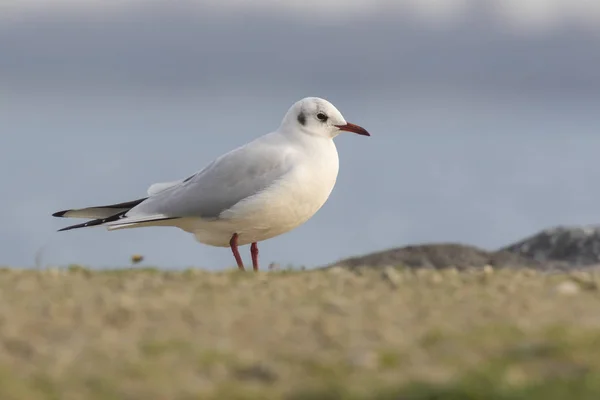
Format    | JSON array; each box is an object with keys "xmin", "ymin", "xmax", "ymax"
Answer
[
  {"xmin": 347, "ymin": 350, "xmax": 378, "ymax": 370},
  {"xmin": 327, "ymin": 266, "xmax": 347, "ymax": 275},
  {"xmin": 556, "ymin": 280, "xmax": 580, "ymax": 296},
  {"xmin": 430, "ymin": 273, "xmax": 443, "ymax": 284},
  {"xmin": 483, "ymin": 265, "xmax": 494, "ymax": 274}
]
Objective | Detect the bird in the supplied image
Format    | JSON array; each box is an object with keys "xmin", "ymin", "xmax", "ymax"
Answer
[{"xmin": 52, "ymin": 97, "xmax": 370, "ymax": 271}]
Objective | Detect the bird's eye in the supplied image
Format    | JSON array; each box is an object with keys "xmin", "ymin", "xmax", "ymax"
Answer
[{"xmin": 317, "ymin": 112, "xmax": 328, "ymax": 122}]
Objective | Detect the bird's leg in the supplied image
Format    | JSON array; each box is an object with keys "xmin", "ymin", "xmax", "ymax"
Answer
[
  {"xmin": 251, "ymin": 242, "xmax": 259, "ymax": 272},
  {"xmin": 229, "ymin": 233, "xmax": 245, "ymax": 271}
]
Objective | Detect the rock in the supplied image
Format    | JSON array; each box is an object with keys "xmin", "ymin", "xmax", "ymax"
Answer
[
  {"xmin": 322, "ymin": 243, "xmax": 542, "ymax": 271},
  {"xmin": 501, "ymin": 225, "xmax": 600, "ymax": 267},
  {"xmin": 322, "ymin": 225, "xmax": 600, "ymax": 272}
]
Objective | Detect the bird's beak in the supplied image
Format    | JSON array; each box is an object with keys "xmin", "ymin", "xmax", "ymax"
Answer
[{"xmin": 335, "ymin": 122, "xmax": 370, "ymax": 136}]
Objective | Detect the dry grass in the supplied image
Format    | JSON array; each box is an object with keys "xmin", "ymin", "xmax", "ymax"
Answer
[{"xmin": 0, "ymin": 264, "xmax": 599, "ymax": 399}]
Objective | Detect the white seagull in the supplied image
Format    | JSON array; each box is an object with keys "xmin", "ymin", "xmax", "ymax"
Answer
[{"xmin": 53, "ymin": 97, "xmax": 370, "ymax": 271}]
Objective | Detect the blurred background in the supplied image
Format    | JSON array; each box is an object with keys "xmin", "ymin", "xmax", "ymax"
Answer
[{"xmin": 1, "ymin": 0, "xmax": 599, "ymax": 270}]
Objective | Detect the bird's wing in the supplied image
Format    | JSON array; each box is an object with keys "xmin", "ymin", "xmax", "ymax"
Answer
[{"xmin": 128, "ymin": 133, "xmax": 298, "ymax": 220}]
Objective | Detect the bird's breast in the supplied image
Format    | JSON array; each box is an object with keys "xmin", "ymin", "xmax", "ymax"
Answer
[{"xmin": 216, "ymin": 141, "xmax": 340, "ymax": 244}]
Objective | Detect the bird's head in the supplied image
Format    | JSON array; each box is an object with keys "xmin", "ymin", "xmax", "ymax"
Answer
[{"xmin": 281, "ymin": 97, "xmax": 370, "ymax": 139}]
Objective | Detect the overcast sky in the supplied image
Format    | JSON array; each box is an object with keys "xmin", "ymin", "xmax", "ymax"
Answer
[
  {"xmin": 2, "ymin": 0, "xmax": 599, "ymax": 96},
  {"xmin": 1, "ymin": 1, "xmax": 599, "ymax": 269},
  {"xmin": 3, "ymin": 0, "xmax": 600, "ymax": 29}
]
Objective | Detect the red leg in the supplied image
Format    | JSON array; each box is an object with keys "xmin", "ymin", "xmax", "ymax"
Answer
[
  {"xmin": 251, "ymin": 242, "xmax": 259, "ymax": 272},
  {"xmin": 229, "ymin": 233, "xmax": 245, "ymax": 271}
]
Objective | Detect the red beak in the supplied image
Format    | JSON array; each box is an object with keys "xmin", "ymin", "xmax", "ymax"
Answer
[{"xmin": 335, "ymin": 122, "xmax": 370, "ymax": 136}]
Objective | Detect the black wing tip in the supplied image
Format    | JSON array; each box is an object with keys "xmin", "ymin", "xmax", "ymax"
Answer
[
  {"xmin": 53, "ymin": 210, "xmax": 70, "ymax": 218},
  {"xmin": 52, "ymin": 198, "xmax": 148, "ymax": 219},
  {"xmin": 56, "ymin": 219, "xmax": 104, "ymax": 232},
  {"xmin": 56, "ymin": 211, "xmax": 129, "ymax": 233},
  {"xmin": 56, "ymin": 222, "xmax": 87, "ymax": 232},
  {"xmin": 56, "ymin": 215, "xmax": 179, "ymax": 232}
]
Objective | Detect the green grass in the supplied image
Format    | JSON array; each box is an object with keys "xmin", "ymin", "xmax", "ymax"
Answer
[{"xmin": 0, "ymin": 265, "xmax": 598, "ymax": 398}]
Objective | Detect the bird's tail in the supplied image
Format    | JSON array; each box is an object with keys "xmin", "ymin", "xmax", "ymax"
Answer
[
  {"xmin": 51, "ymin": 197, "xmax": 177, "ymax": 232},
  {"xmin": 52, "ymin": 198, "xmax": 148, "ymax": 220}
]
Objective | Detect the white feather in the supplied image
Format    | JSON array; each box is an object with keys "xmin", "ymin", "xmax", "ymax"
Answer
[
  {"xmin": 147, "ymin": 179, "xmax": 184, "ymax": 196},
  {"xmin": 105, "ymin": 213, "xmax": 174, "ymax": 231},
  {"xmin": 60, "ymin": 207, "xmax": 130, "ymax": 219}
]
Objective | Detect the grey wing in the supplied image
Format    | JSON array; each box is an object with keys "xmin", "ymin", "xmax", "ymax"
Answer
[{"xmin": 130, "ymin": 139, "xmax": 297, "ymax": 219}]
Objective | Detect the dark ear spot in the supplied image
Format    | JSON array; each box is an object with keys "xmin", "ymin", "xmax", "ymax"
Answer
[{"xmin": 297, "ymin": 112, "xmax": 306, "ymax": 126}]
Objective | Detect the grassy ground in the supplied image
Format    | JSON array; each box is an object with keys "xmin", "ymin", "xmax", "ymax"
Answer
[{"xmin": 0, "ymin": 265, "xmax": 599, "ymax": 399}]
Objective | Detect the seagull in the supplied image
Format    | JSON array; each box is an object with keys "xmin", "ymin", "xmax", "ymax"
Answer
[{"xmin": 52, "ymin": 97, "xmax": 370, "ymax": 271}]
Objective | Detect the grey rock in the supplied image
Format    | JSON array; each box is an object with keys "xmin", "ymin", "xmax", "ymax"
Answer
[
  {"xmin": 322, "ymin": 226, "xmax": 600, "ymax": 272},
  {"xmin": 501, "ymin": 225, "xmax": 600, "ymax": 266},
  {"xmin": 323, "ymin": 243, "xmax": 544, "ymax": 271}
]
